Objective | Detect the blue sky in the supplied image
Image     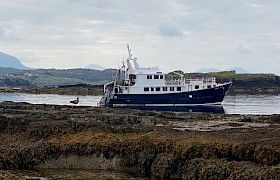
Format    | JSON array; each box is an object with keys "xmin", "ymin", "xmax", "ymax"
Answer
[{"xmin": 0, "ymin": 0, "xmax": 280, "ymax": 75}]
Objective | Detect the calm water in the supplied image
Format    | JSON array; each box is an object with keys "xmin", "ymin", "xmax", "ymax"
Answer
[
  {"xmin": 223, "ymin": 94, "xmax": 280, "ymax": 114},
  {"xmin": 0, "ymin": 93, "xmax": 279, "ymax": 114}
]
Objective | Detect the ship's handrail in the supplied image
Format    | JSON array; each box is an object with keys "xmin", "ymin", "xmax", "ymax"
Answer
[
  {"xmin": 185, "ymin": 77, "xmax": 216, "ymax": 84},
  {"xmin": 136, "ymin": 66, "xmax": 159, "ymax": 70},
  {"xmin": 165, "ymin": 80, "xmax": 183, "ymax": 85},
  {"xmin": 165, "ymin": 77, "xmax": 216, "ymax": 85}
]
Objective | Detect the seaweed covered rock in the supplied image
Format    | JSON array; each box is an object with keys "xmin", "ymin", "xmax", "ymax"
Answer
[{"xmin": 0, "ymin": 102, "xmax": 279, "ymax": 179}]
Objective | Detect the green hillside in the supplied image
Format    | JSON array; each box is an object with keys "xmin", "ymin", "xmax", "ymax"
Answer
[
  {"xmin": 0, "ymin": 67, "xmax": 116, "ymax": 87},
  {"xmin": 1, "ymin": 67, "xmax": 279, "ymax": 95}
]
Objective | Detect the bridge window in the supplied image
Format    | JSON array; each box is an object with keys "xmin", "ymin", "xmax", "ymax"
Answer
[
  {"xmin": 177, "ymin": 87, "xmax": 181, "ymax": 91},
  {"xmin": 129, "ymin": 74, "xmax": 137, "ymax": 79},
  {"xmin": 151, "ymin": 87, "xmax": 154, "ymax": 91},
  {"xmin": 154, "ymin": 75, "xmax": 159, "ymax": 79},
  {"xmin": 160, "ymin": 75, "xmax": 164, "ymax": 79},
  {"xmin": 147, "ymin": 75, "xmax": 152, "ymax": 79},
  {"xmin": 195, "ymin": 85, "xmax": 199, "ymax": 89},
  {"xmin": 170, "ymin": 87, "xmax": 174, "ymax": 91},
  {"xmin": 156, "ymin": 87, "xmax": 160, "ymax": 91},
  {"xmin": 144, "ymin": 87, "xmax": 149, "ymax": 91},
  {"xmin": 163, "ymin": 87, "xmax": 167, "ymax": 91}
]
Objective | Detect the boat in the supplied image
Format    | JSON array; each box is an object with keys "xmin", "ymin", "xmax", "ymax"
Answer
[{"xmin": 99, "ymin": 44, "xmax": 232, "ymax": 109}]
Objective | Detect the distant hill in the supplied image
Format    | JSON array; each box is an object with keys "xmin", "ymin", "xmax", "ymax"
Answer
[
  {"xmin": 228, "ymin": 67, "xmax": 248, "ymax": 74},
  {"xmin": 197, "ymin": 67, "xmax": 248, "ymax": 74},
  {"xmin": 0, "ymin": 67, "xmax": 117, "ymax": 87},
  {"xmin": 0, "ymin": 66, "xmax": 278, "ymax": 92},
  {"xmin": 84, "ymin": 64, "xmax": 106, "ymax": 71},
  {"xmin": 196, "ymin": 68, "xmax": 220, "ymax": 73},
  {"xmin": 0, "ymin": 52, "xmax": 31, "ymax": 70}
]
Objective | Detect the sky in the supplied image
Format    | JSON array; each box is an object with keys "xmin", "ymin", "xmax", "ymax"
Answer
[{"xmin": 0, "ymin": 0, "xmax": 280, "ymax": 75}]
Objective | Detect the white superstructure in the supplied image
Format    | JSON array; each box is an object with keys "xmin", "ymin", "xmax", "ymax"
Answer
[{"xmin": 108, "ymin": 44, "xmax": 218, "ymax": 95}]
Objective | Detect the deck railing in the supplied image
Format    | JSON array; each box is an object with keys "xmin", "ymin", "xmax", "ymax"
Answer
[
  {"xmin": 166, "ymin": 77, "xmax": 216, "ymax": 85},
  {"xmin": 185, "ymin": 77, "xmax": 216, "ymax": 84},
  {"xmin": 165, "ymin": 80, "xmax": 182, "ymax": 85}
]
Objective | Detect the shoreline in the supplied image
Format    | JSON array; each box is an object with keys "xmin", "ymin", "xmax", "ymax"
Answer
[
  {"xmin": 0, "ymin": 102, "xmax": 279, "ymax": 179},
  {"xmin": 0, "ymin": 86, "xmax": 104, "ymax": 96}
]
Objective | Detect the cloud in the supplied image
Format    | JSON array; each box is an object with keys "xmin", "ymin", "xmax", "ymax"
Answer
[
  {"xmin": 235, "ymin": 43, "xmax": 253, "ymax": 54},
  {"xmin": 157, "ymin": 21, "xmax": 183, "ymax": 37},
  {"xmin": 0, "ymin": 25, "xmax": 5, "ymax": 38},
  {"xmin": 0, "ymin": 0, "xmax": 279, "ymax": 75},
  {"xmin": 0, "ymin": 23, "xmax": 22, "ymax": 42}
]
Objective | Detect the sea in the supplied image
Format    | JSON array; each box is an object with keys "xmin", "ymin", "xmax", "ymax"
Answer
[{"xmin": 0, "ymin": 93, "xmax": 279, "ymax": 114}]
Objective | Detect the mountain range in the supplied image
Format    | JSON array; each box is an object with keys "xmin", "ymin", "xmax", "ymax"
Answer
[
  {"xmin": 0, "ymin": 51, "xmax": 108, "ymax": 71},
  {"xmin": 0, "ymin": 52, "xmax": 117, "ymax": 87},
  {"xmin": 84, "ymin": 64, "xmax": 106, "ymax": 71},
  {"xmin": 0, "ymin": 52, "xmax": 31, "ymax": 70}
]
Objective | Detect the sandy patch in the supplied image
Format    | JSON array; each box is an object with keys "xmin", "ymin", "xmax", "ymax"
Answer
[{"xmin": 171, "ymin": 120, "xmax": 270, "ymax": 132}]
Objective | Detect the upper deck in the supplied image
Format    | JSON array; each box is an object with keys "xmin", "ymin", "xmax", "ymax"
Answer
[{"xmin": 107, "ymin": 44, "xmax": 219, "ymax": 94}]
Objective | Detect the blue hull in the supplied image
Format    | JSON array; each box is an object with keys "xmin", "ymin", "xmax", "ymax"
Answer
[{"xmin": 105, "ymin": 82, "xmax": 232, "ymax": 107}]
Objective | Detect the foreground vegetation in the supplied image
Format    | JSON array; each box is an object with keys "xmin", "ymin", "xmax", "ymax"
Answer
[{"xmin": 0, "ymin": 102, "xmax": 279, "ymax": 179}]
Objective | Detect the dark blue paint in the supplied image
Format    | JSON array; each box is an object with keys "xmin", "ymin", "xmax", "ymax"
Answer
[{"xmin": 105, "ymin": 82, "xmax": 232, "ymax": 107}]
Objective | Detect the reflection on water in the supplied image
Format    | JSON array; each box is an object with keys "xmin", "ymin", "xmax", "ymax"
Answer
[
  {"xmin": 0, "ymin": 93, "xmax": 279, "ymax": 114},
  {"xmin": 123, "ymin": 105, "xmax": 225, "ymax": 114},
  {"xmin": 40, "ymin": 169, "xmax": 146, "ymax": 180},
  {"xmin": 223, "ymin": 94, "xmax": 280, "ymax": 114}
]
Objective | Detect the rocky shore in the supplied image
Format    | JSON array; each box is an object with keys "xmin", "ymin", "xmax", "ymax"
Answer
[
  {"xmin": 0, "ymin": 85, "xmax": 104, "ymax": 96},
  {"xmin": 0, "ymin": 102, "xmax": 279, "ymax": 179}
]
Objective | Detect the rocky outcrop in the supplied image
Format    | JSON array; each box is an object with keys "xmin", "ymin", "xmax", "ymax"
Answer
[
  {"xmin": 0, "ymin": 86, "xmax": 103, "ymax": 96},
  {"xmin": 0, "ymin": 102, "xmax": 279, "ymax": 179},
  {"xmin": 0, "ymin": 77, "xmax": 33, "ymax": 87}
]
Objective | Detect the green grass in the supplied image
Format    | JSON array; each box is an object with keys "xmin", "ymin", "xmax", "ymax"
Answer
[
  {"xmin": 184, "ymin": 71, "xmax": 276, "ymax": 81},
  {"xmin": 31, "ymin": 75, "xmax": 92, "ymax": 86}
]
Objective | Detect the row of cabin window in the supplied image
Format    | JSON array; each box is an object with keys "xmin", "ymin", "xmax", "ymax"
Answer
[
  {"xmin": 147, "ymin": 75, "xmax": 164, "ymax": 79},
  {"xmin": 144, "ymin": 85, "xmax": 213, "ymax": 92},
  {"xmin": 194, "ymin": 85, "xmax": 212, "ymax": 89},
  {"xmin": 144, "ymin": 87, "xmax": 181, "ymax": 92}
]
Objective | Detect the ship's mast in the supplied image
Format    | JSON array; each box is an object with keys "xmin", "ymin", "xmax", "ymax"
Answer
[
  {"xmin": 126, "ymin": 43, "xmax": 139, "ymax": 70},
  {"xmin": 126, "ymin": 44, "xmax": 134, "ymax": 78},
  {"xmin": 127, "ymin": 44, "xmax": 132, "ymax": 60}
]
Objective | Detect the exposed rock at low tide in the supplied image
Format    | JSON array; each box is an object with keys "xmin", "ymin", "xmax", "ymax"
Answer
[{"xmin": 0, "ymin": 101, "xmax": 279, "ymax": 179}]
